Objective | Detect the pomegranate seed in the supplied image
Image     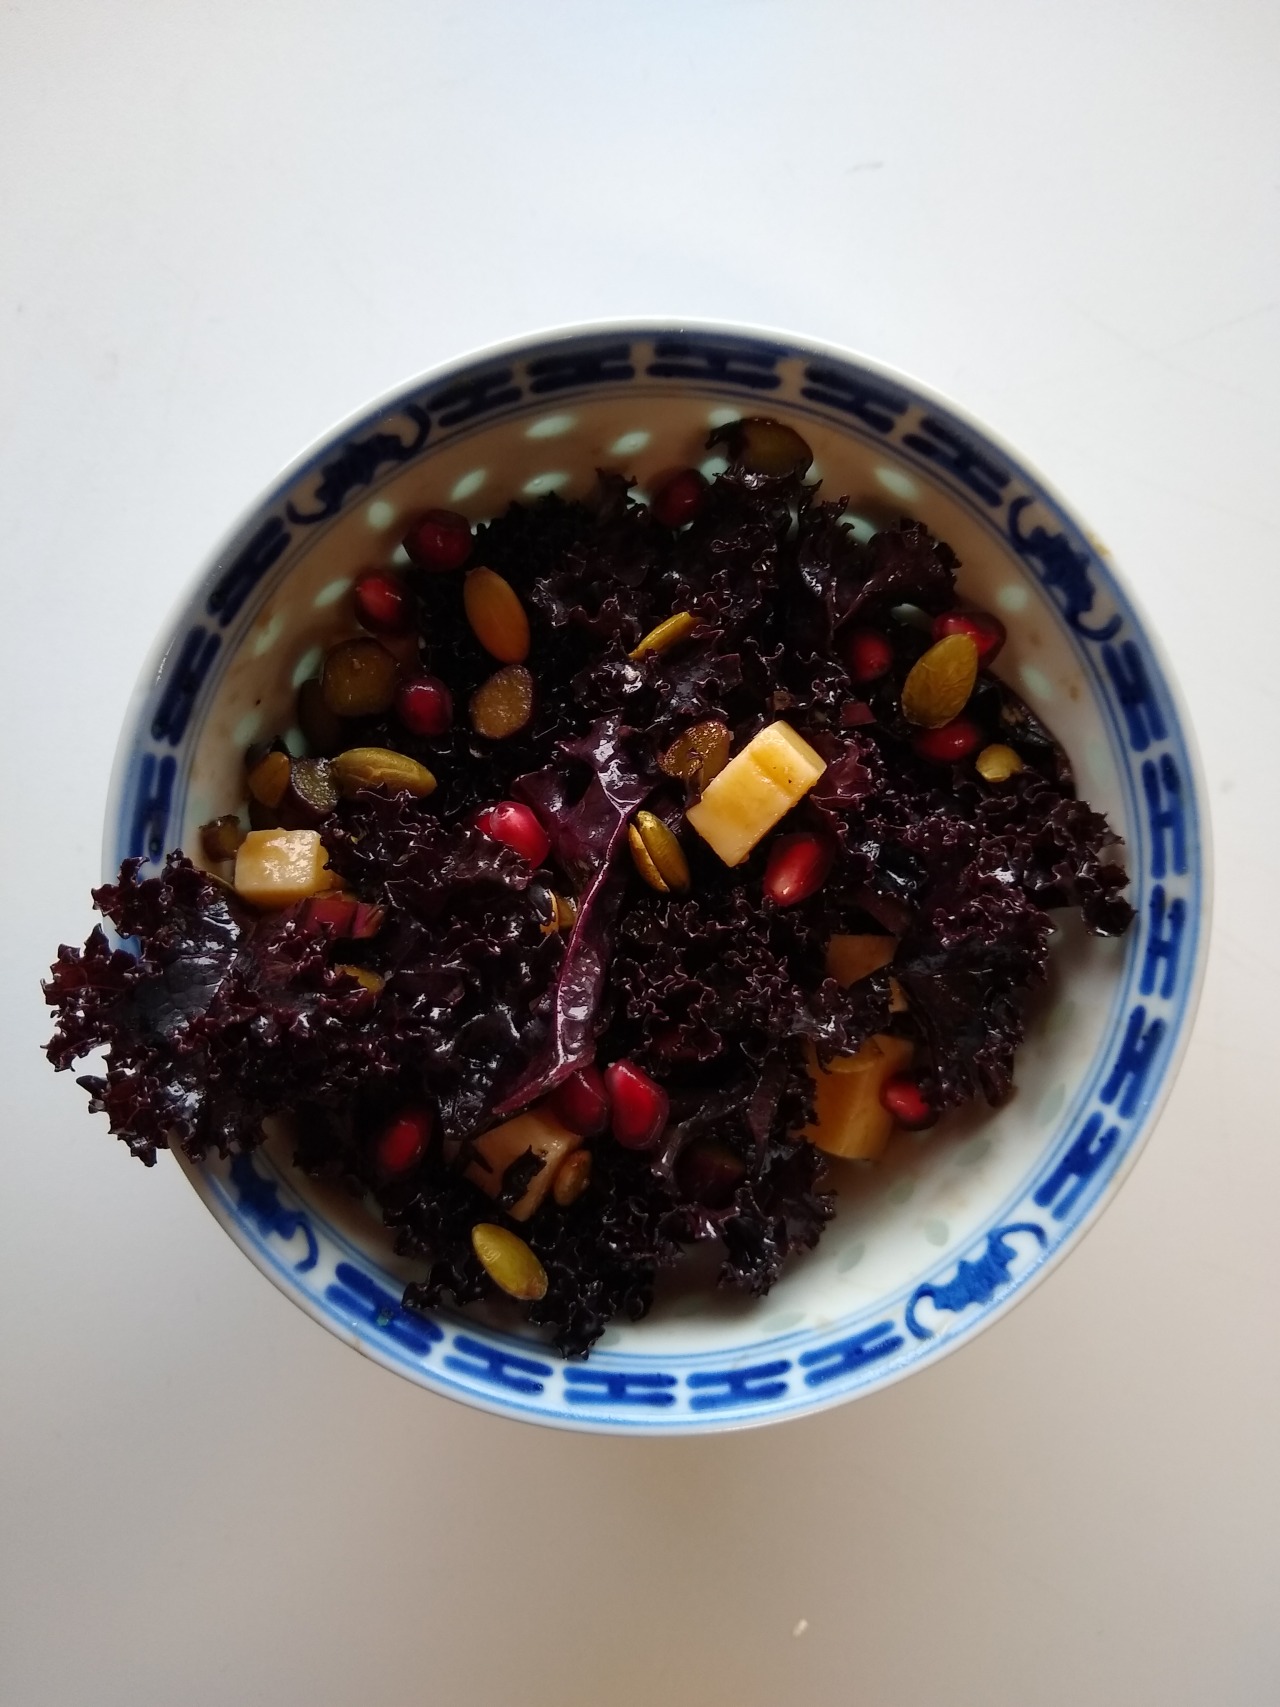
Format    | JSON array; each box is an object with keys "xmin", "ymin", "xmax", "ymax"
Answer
[
  {"xmin": 403, "ymin": 508, "xmax": 473, "ymax": 571},
  {"xmin": 295, "ymin": 893, "xmax": 385, "ymax": 937},
  {"xmin": 931, "ymin": 608, "xmax": 1006, "ymax": 665},
  {"xmin": 295, "ymin": 892, "xmax": 358, "ymax": 934},
  {"xmin": 651, "ymin": 468, "xmax": 707, "ymax": 529},
  {"xmin": 677, "ymin": 1140, "xmax": 747, "ymax": 1207},
  {"xmin": 474, "ymin": 800, "xmax": 550, "ymax": 866},
  {"xmin": 548, "ymin": 1064, "xmax": 610, "ymax": 1136},
  {"xmin": 763, "ymin": 832, "xmax": 835, "ymax": 907},
  {"xmin": 352, "ymin": 571, "xmax": 411, "ymax": 634},
  {"xmin": 396, "ymin": 674, "xmax": 454, "ymax": 737},
  {"xmin": 348, "ymin": 901, "xmax": 386, "ymax": 939},
  {"xmin": 374, "ymin": 1106, "xmax": 432, "ymax": 1174},
  {"xmin": 841, "ymin": 626, "xmax": 894, "ymax": 684},
  {"xmin": 913, "ymin": 717, "xmax": 982, "ymax": 763},
  {"xmin": 880, "ymin": 1074, "xmax": 937, "ymax": 1130},
  {"xmin": 604, "ymin": 1060, "xmax": 669, "ymax": 1150}
]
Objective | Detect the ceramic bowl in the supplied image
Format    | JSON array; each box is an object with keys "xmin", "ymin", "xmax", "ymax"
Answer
[{"xmin": 105, "ymin": 321, "xmax": 1209, "ymax": 1432}]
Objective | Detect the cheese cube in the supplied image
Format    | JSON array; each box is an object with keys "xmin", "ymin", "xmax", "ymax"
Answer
[
  {"xmin": 686, "ymin": 721, "xmax": 826, "ymax": 866},
  {"xmin": 826, "ymin": 934, "xmax": 897, "ymax": 987},
  {"xmin": 466, "ymin": 1107, "xmax": 583, "ymax": 1222},
  {"xmin": 233, "ymin": 829, "xmax": 339, "ymax": 908},
  {"xmin": 803, "ymin": 1034, "xmax": 914, "ymax": 1160}
]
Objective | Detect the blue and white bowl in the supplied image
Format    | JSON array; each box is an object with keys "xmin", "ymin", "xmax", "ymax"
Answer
[{"xmin": 106, "ymin": 322, "xmax": 1209, "ymax": 1432}]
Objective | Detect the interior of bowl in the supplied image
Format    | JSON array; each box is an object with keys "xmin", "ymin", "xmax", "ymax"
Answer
[{"xmin": 106, "ymin": 325, "xmax": 1206, "ymax": 1431}]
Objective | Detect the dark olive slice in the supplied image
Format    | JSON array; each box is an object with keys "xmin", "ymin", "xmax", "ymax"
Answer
[
  {"xmin": 284, "ymin": 758, "xmax": 340, "ymax": 824},
  {"xmin": 320, "ymin": 638, "xmax": 399, "ymax": 718},
  {"xmin": 469, "ymin": 665, "xmax": 535, "ymax": 739},
  {"xmin": 199, "ymin": 814, "xmax": 245, "ymax": 863},
  {"xmin": 247, "ymin": 749, "xmax": 291, "ymax": 807},
  {"xmin": 248, "ymin": 796, "xmax": 286, "ymax": 831},
  {"xmin": 708, "ymin": 416, "xmax": 813, "ymax": 478},
  {"xmin": 297, "ymin": 677, "xmax": 346, "ymax": 755}
]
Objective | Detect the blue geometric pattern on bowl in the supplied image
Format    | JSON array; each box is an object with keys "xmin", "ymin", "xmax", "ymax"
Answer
[{"xmin": 104, "ymin": 323, "xmax": 1208, "ymax": 1432}]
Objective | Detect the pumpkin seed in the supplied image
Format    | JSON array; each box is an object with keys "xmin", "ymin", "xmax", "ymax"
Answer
[
  {"xmin": 901, "ymin": 632, "xmax": 979, "ymax": 728},
  {"xmin": 975, "ymin": 742, "xmax": 1025, "ymax": 783},
  {"xmin": 463, "ymin": 567, "xmax": 530, "ymax": 663},
  {"xmin": 471, "ymin": 1223, "xmax": 548, "ymax": 1300},
  {"xmin": 333, "ymin": 963, "xmax": 384, "ymax": 995},
  {"xmin": 628, "ymin": 811, "xmax": 691, "ymax": 894},
  {"xmin": 629, "ymin": 610, "xmax": 699, "ymax": 660},
  {"xmin": 658, "ymin": 719, "xmax": 731, "ymax": 793},
  {"xmin": 540, "ymin": 891, "xmax": 578, "ymax": 937},
  {"xmin": 332, "ymin": 746, "xmax": 437, "ymax": 797}
]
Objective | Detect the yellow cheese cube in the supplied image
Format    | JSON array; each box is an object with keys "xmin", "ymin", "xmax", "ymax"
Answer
[
  {"xmin": 233, "ymin": 829, "xmax": 339, "ymax": 908},
  {"xmin": 803, "ymin": 1034, "xmax": 914, "ymax": 1159},
  {"xmin": 826, "ymin": 933, "xmax": 897, "ymax": 987},
  {"xmin": 686, "ymin": 720, "xmax": 826, "ymax": 866},
  {"xmin": 466, "ymin": 1107, "xmax": 583, "ymax": 1222}
]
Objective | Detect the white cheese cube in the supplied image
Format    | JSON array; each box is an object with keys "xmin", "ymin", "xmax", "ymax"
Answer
[{"xmin": 685, "ymin": 721, "xmax": 826, "ymax": 866}]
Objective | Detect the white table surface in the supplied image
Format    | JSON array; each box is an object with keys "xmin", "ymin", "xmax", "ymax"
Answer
[{"xmin": 3, "ymin": 4, "xmax": 1277, "ymax": 1703}]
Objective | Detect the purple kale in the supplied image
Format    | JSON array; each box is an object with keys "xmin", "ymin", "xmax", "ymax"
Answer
[
  {"xmin": 44, "ymin": 855, "xmax": 405, "ymax": 1164},
  {"xmin": 490, "ymin": 716, "xmax": 656, "ymax": 1114},
  {"xmin": 44, "ymin": 425, "xmax": 1133, "ymax": 1356}
]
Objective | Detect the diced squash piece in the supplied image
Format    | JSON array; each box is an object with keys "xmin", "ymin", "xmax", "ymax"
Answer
[
  {"xmin": 803, "ymin": 1034, "xmax": 915, "ymax": 1160},
  {"xmin": 686, "ymin": 720, "xmax": 826, "ymax": 866},
  {"xmin": 233, "ymin": 828, "xmax": 339, "ymax": 908},
  {"xmin": 466, "ymin": 1106, "xmax": 583, "ymax": 1222},
  {"xmin": 826, "ymin": 933, "xmax": 897, "ymax": 987}
]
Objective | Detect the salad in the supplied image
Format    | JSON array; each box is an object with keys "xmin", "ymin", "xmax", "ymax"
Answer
[{"xmin": 45, "ymin": 416, "xmax": 1133, "ymax": 1355}]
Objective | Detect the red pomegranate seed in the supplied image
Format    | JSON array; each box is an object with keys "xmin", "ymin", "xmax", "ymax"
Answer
[
  {"xmin": 913, "ymin": 717, "xmax": 982, "ymax": 763},
  {"xmin": 931, "ymin": 608, "xmax": 1006, "ymax": 665},
  {"xmin": 879, "ymin": 1074, "xmax": 937, "ymax": 1130},
  {"xmin": 548, "ymin": 1064, "xmax": 610, "ymax": 1137},
  {"xmin": 841, "ymin": 625, "xmax": 894, "ymax": 684},
  {"xmin": 352, "ymin": 571, "xmax": 411, "ymax": 634},
  {"xmin": 396, "ymin": 674, "xmax": 454, "ymax": 737},
  {"xmin": 677, "ymin": 1140, "xmax": 747, "ymax": 1207},
  {"xmin": 474, "ymin": 800, "xmax": 550, "ymax": 866},
  {"xmin": 604, "ymin": 1060, "xmax": 670, "ymax": 1150},
  {"xmin": 374, "ymin": 1106, "xmax": 432, "ymax": 1174},
  {"xmin": 651, "ymin": 468, "xmax": 707, "ymax": 529},
  {"xmin": 296, "ymin": 892, "xmax": 358, "ymax": 935},
  {"xmin": 295, "ymin": 893, "xmax": 384, "ymax": 937},
  {"xmin": 763, "ymin": 832, "xmax": 835, "ymax": 907},
  {"xmin": 403, "ymin": 508, "xmax": 473, "ymax": 571},
  {"xmin": 348, "ymin": 901, "xmax": 386, "ymax": 939}
]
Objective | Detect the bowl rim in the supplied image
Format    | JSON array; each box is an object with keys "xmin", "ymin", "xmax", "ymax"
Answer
[{"xmin": 103, "ymin": 316, "xmax": 1213, "ymax": 1433}]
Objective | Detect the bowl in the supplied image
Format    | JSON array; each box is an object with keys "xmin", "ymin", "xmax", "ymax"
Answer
[{"xmin": 105, "ymin": 320, "xmax": 1209, "ymax": 1432}]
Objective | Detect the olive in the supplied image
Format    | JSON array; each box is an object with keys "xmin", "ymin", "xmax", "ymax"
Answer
[
  {"xmin": 199, "ymin": 815, "xmax": 245, "ymax": 863},
  {"xmin": 246, "ymin": 748, "xmax": 291, "ymax": 807},
  {"xmin": 248, "ymin": 795, "xmax": 285, "ymax": 831},
  {"xmin": 320, "ymin": 638, "xmax": 399, "ymax": 718},
  {"xmin": 284, "ymin": 758, "xmax": 340, "ymax": 824},
  {"xmin": 297, "ymin": 677, "xmax": 346, "ymax": 755},
  {"xmin": 469, "ymin": 665, "xmax": 535, "ymax": 740},
  {"xmin": 709, "ymin": 416, "xmax": 813, "ymax": 478}
]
